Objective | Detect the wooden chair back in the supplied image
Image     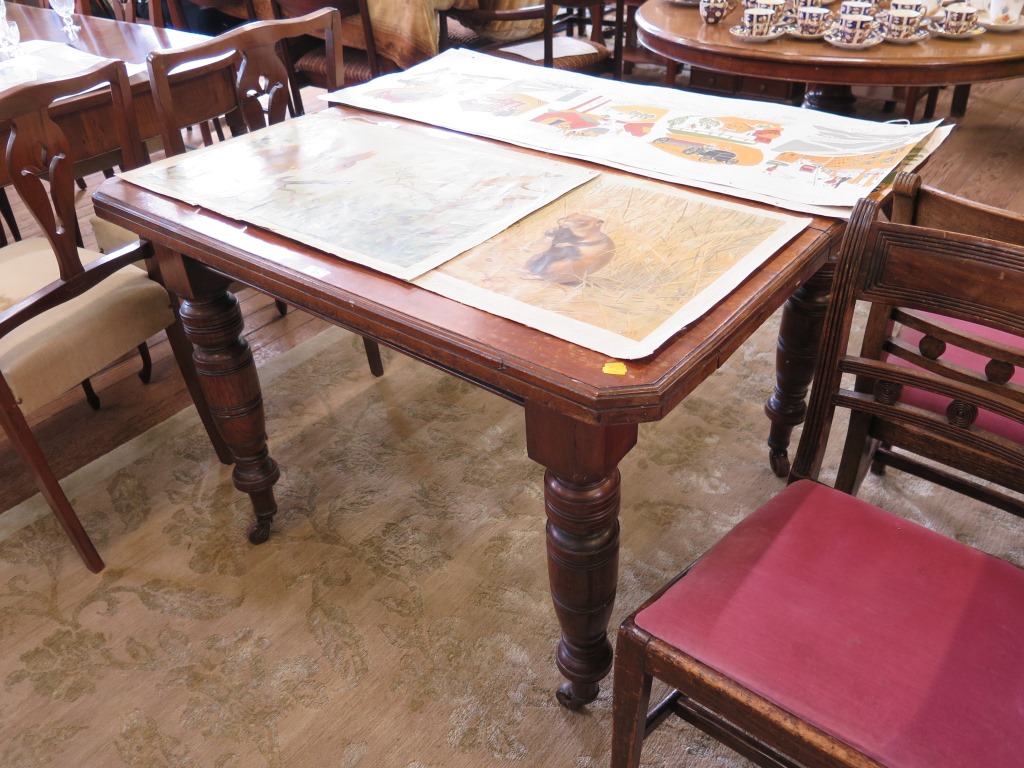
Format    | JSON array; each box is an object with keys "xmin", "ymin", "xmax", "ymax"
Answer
[
  {"xmin": 147, "ymin": 8, "xmax": 343, "ymax": 156},
  {"xmin": 0, "ymin": 61, "xmax": 143, "ymax": 278},
  {"xmin": 610, "ymin": 184, "xmax": 1024, "ymax": 768},
  {"xmin": 270, "ymin": 0, "xmax": 379, "ymax": 81},
  {"xmin": 820, "ymin": 173, "xmax": 1024, "ymax": 514},
  {"xmin": 441, "ymin": 1, "xmax": 612, "ymax": 73}
]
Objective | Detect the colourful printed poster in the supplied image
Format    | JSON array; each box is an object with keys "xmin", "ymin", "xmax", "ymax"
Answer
[{"xmin": 328, "ymin": 49, "xmax": 947, "ymax": 216}]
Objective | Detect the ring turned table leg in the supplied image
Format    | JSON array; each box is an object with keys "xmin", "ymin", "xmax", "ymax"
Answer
[
  {"xmin": 525, "ymin": 402, "xmax": 638, "ymax": 708},
  {"xmin": 160, "ymin": 249, "xmax": 281, "ymax": 543},
  {"xmin": 764, "ymin": 264, "xmax": 834, "ymax": 476}
]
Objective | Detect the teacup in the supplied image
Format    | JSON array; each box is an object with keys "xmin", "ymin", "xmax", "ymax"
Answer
[
  {"xmin": 837, "ymin": 11, "xmax": 875, "ymax": 40},
  {"xmin": 887, "ymin": 7, "xmax": 923, "ymax": 34},
  {"xmin": 743, "ymin": 6, "xmax": 777, "ymax": 33},
  {"xmin": 792, "ymin": 0, "xmax": 820, "ymax": 9},
  {"xmin": 889, "ymin": 0, "xmax": 925, "ymax": 14},
  {"xmin": 797, "ymin": 5, "xmax": 832, "ymax": 32},
  {"xmin": 839, "ymin": 0, "xmax": 875, "ymax": 14},
  {"xmin": 755, "ymin": 0, "xmax": 788, "ymax": 23},
  {"xmin": 988, "ymin": 0, "xmax": 1024, "ymax": 22},
  {"xmin": 700, "ymin": 0, "xmax": 731, "ymax": 24},
  {"xmin": 943, "ymin": 1, "xmax": 978, "ymax": 31}
]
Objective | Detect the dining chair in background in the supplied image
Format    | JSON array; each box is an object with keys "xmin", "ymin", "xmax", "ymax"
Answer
[
  {"xmin": 439, "ymin": 1, "xmax": 614, "ymax": 76},
  {"xmin": 0, "ymin": 60, "xmax": 229, "ymax": 572},
  {"xmin": 610, "ymin": 178, "xmax": 1024, "ymax": 767},
  {"xmin": 146, "ymin": 8, "xmax": 385, "ymax": 377},
  {"xmin": 270, "ymin": 0, "xmax": 381, "ymax": 93}
]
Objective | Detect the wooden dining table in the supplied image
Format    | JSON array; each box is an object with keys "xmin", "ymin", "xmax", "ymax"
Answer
[
  {"xmin": 635, "ymin": 0, "xmax": 1024, "ymax": 113},
  {"xmin": 92, "ymin": 99, "xmax": 842, "ymax": 707},
  {"xmin": 4, "ymin": 4, "xmax": 212, "ymax": 180}
]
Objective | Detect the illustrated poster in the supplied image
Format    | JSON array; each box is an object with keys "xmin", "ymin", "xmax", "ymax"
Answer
[
  {"xmin": 416, "ymin": 173, "xmax": 810, "ymax": 359},
  {"xmin": 328, "ymin": 49, "xmax": 946, "ymax": 217},
  {"xmin": 119, "ymin": 110, "xmax": 598, "ymax": 280}
]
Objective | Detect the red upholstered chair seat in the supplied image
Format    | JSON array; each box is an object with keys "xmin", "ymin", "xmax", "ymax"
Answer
[
  {"xmin": 888, "ymin": 313, "xmax": 1024, "ymax": 445},
  {"xmin": 634, "ymin": 480, "xmax": 1024, "ymax": 768}
]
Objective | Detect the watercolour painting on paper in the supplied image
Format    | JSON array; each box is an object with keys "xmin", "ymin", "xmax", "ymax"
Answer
[
  {"xmin": 417, "ymin": 173, "xmax": 810, "ymax": 358},
  {"xmin": 119, "ymin": 111, "xmax": 598, "ymax": 280}
]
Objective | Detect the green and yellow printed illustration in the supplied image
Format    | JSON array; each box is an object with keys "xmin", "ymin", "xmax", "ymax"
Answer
[{"xmin": 650, "ymin": 115, "xmax": 783, "ymax": 166}]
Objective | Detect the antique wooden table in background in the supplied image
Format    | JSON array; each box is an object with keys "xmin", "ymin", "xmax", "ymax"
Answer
[
  {"xmin": 636, "ymin": 0, "xmax": 1024, "ymax": 113},
  {"xmin": 6, "ymin": 4, "xmax": 210, "ymax": 179},
  {"xmin": 93, "ymin": 106, "xmax": 841, "ymax": 708}
]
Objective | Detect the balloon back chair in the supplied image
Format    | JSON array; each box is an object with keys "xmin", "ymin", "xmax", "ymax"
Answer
[{"xmin": 0, "ymin": 61, "xmax": 229, "ymax": 572}]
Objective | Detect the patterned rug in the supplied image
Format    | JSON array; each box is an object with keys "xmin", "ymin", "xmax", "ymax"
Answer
[{"xmin": 2, "ymin": 315, "xmax": 1020, "ymax": 768}]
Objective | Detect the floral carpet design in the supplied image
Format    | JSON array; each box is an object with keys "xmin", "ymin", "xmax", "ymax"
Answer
[{"xmin": 1, "ymin": 316, "xmax": 1019, "ymax": 767}]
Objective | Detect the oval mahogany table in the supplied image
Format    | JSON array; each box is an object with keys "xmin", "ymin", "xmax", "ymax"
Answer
[{"xmin": 636, "ymin": 0, "xmax": 1024, "ymax": 113}]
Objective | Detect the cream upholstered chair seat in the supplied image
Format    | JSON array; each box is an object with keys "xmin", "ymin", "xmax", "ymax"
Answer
[{"xmin": 0, "ymin": 237, "xmax": 173, "ymax": 415}]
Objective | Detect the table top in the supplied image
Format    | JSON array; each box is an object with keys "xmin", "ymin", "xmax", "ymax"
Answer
[
  {"xmin": 10, "ymin": 3, "xmax": 208, "ymax": 66},
  {"xmin": 637, "ymin": 0, "xmax": 1024, "ymax": 86},
  {"xmin": 93, "ymin": 106, "xmax": 841, "ymax": 426}
]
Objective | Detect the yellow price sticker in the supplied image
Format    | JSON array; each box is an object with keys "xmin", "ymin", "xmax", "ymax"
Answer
[{"xmin": 602, "ymin": 362, "xmax": 628, "ymax": 376}]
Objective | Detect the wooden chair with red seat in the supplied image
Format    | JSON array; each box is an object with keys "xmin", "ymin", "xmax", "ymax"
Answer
[
  {"xmin": 611, "ymin": 185, "xmax": 1024, "ymax": 767},
  {"xmin": 0, "ymin": 60, "xmax": 229, "ymax": 573},
  {"xmin": 146, "ymin": 9, "xmax": 384, "ymax": 377},
  {"xmin": 440, "ymin": 1, "xmax": 614, "ymax": 76},
  {"xmin": 834, "ymin": 170, "xmax": 1024, "ymax": 516}
]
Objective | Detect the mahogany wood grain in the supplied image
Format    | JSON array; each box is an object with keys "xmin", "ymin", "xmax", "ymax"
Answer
[
  {"xmin": 93, "ymin": 106, "xmax": 839, "ymax": 702},
  {"xmin": 0, "ymin": 4, "xmax": 211, "ymax": 183},
  {"xmin": 636, "ymin": 0, "xmax": 1024, "ymax": 114}
]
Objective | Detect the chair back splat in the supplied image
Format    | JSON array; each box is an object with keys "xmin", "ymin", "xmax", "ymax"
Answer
[{"xmin": 611, "ymin": 172, "xmax": 1024, "ymax": 768}]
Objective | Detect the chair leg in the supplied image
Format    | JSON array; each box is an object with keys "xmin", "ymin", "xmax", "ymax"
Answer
[
  {"xmin": 163, "ymin": 316, "xmax": 233, "ymax": 465},
  {"xmin": 610, "ymin": 622, "xmax": 655, "ymax": 768},
  {"xmin": 199, "ymin": 121, "xmax": 215, "ymax": 147},
  {"xmin": 363, "ymin": 338, "xmax": 384, "ymax": 377},
  {"xmin": 274, "ymin": 299, "xmax": 289, "ymax": 316},
  {"xmin": 0, "ymin": 187, "xmax": 21, "ymax": 241},
  {"xmin": 81, "ymin": 378, "xmax": 101, "ymax": 410},
  {"xmin": 0, "ymin": 377, "xmax": 104, "ymax": 572},
  {"xmin": 136, "ymin": 341, "xmax": 153, "ymax": 384}
]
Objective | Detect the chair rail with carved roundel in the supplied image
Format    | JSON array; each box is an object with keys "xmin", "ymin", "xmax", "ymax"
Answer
[{"xmin": 610, "ymin": 187, "xmax": 1024, "ymax": 768}]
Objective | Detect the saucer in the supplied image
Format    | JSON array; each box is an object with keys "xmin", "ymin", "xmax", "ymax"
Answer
[
  {"xmin": 729, "ymin": 23, "xmax": 789, "ymax": 40},
  {"xmin": 787, "ymin": 23, "xmax": 831, "ymax": 38},
  {"xmin": 823, "ymin": 28, "xmax": 885, "ymax": 46},
  {"xmin": 930, "ymin": 21, "xmax": 987, "ymax": 37},
  {"xmin": 977, "ymin": 10, "xmax": 1024, "ymax": 30},
  {"xmin": 883, "ymin": 26, "xmax": 930, "ymax": 41}
]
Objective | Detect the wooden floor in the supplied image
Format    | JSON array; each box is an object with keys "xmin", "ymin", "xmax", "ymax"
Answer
[{"xmin": 2, "ymin": 74, "xmax": 1023, "ymax": 514}]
